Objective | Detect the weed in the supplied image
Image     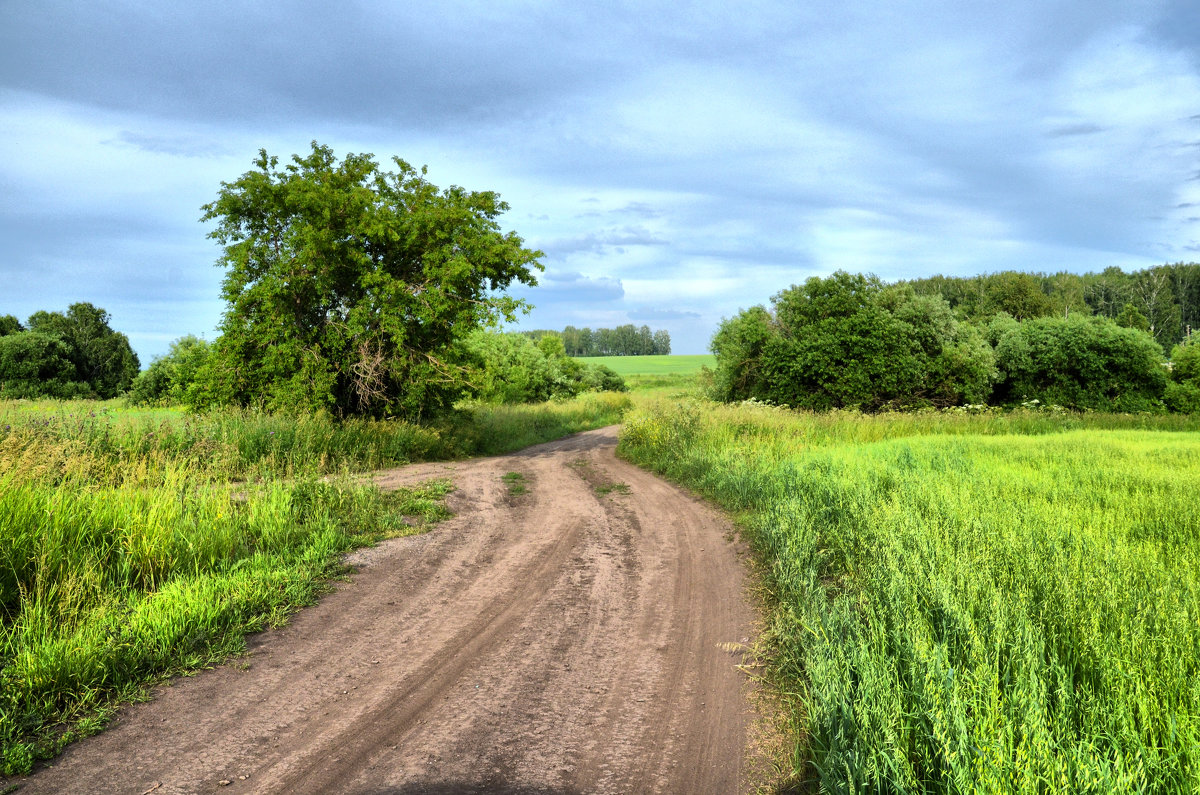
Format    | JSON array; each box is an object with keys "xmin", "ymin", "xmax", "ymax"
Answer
[
  {"xmin": 594, "ymin": 482, "xmax": 631, "ymax": 496},
  {"xmin": 501, "ymin": 472, "xmax": 528, "ymax": 496}
]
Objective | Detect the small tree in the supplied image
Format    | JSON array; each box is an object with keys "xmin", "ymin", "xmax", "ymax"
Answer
[
  {"xmin": 197, "ymin": 142, "xmax": 542, "ymax": 418},
  {"xmin": 1165, "ymin": 340, "xmax": 1200, "ymax": 413},
  {"xmin": 129, "ymin": 335, "xmax": 211, "ymax": 406},
  {"xmin": 23, "ymin": 303, "xmax": 139, "ymax": 398}
]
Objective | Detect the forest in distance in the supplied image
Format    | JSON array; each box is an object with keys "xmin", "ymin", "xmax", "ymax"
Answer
[
  {"xmin": 710, "ymin": 267, "xmax": 1200, "ymax": 415},
  {"xmin": 519, "ymin": 324, "xmax": 672, "ymax": 357}
]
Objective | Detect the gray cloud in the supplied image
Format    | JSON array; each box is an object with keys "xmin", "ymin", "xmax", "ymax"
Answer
[
  {"xmin": 629, "ymin": 307, "xmax": 703, "ymax": 321},
  {"xmin": 538, "ymin": 227, "xmax": 668, "ymax": 257},
  {"xmin": 4, "ymin": 0, "xmax": 1200, "ymax": 360},
  {"xmin": 110, "ymin": 131, "xmax": 231, "ymax": 158},
  {"xmin": 1047, "ymin": 123, "xmax": 1108, "ymax": 137}
]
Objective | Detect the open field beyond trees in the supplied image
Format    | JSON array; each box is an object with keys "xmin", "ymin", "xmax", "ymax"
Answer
[
  {"xmin": 0, "ymin": 392, "xmax": 630, "ymax": 775},
  {"xmin": 577, "ymin": 354, "xmax": 715, "ymax": 376},
  {"xmin": 618, "ymin": 398, "xmax": 1200, "ymax": 792}
]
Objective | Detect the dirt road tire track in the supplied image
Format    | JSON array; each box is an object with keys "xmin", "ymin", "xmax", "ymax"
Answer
[{"xmin": 5, "ymin": 426, "xmax": 756, "ymax": 794}]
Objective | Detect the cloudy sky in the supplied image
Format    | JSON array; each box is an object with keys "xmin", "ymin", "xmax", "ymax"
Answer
[{"xmin": 3, "ymin": 1, "xmax": 1199, "ymax": 359}]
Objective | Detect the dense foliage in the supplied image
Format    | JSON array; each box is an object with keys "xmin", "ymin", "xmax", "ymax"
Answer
[
  {"xmin": 464, "ymin": 331, "xmax": 625, "ymax": 404},
  {"xmin": 711, "ymin": 273, "xmax": 995, "ymax": 410},
  {"xmin": 195, "ymin": 142, "xmax": 542, "ymax": 419},
  {"xmin": 620, "ymin": 399, "xmax": 1200, "ymax": 793},
  {"xmin": 0, "ymin": 303, "xmax": 139, "ymax": 400},
  {"xmin": 523, "ymin": 324, "xmax": 671, "ymax": 356},
  {"xmin": 128, "ymin": 335, "xmax": 212, "ymax": 407},
  {"xmin": 1166, "ymin": 339, "xmax": 1200, "ymax": 413},
  {"xmin": 713, "ymin": 271, "xmax": 1175, "ymax": 411},
  {"xmin": 989, "ymin": 313, "xmax": 1169, "ymax": 412},
  {"xmin": 906, "ymin": 262, "xmax": 1199, "ymax": 353}
]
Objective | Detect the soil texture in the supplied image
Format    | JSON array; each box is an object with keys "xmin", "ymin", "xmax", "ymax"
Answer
[{"xmin": 6, "ymin": 426, "xmax": 756, "ymax": 794}]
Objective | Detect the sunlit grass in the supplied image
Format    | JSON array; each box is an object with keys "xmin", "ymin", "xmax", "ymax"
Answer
[
  {"xmin": 577, "ymin": 354, "xmax": 714, "ymax": 376},
  {"xmin": 619, "ymin": 398, "xmax": 1200, "ymax": 793},
  {"xmin": 0, "ymin": 392, "xmax": 628, "ymax": 775}
]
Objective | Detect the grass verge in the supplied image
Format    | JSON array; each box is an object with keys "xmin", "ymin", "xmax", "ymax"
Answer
[
  {"xmin": 0, "ymin": 391, "xmax": 627, "ymax": 776},
  {"xmin": 619, "ymin": 398, "xmax": 1200, "ymax": 793}
]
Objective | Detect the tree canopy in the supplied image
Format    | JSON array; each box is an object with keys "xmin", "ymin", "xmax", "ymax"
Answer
[
  {"xmin": 0, "ymin": 303, "xmax": 138, "ymax": 399},
  {"xmin": 195, "ymin": 142, "xmax": 543, "ymax": 418},
  {"xmin": 711, "ymin": 272, "xmax": 1175, "ymax": 412},
  {"xmin": 711, "ymin": 272, "xmax": 994, "ymax": 410}
]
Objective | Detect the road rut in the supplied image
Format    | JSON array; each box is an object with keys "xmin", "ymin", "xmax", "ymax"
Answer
[{"xmin": 7, "ymin": 426, "xmax": 756, "ymax": 794}]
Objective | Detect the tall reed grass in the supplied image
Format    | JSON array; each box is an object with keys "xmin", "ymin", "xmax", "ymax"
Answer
[{"xmin": 619, "ymin": 398, "xmax": 1200, "ymax": 793}]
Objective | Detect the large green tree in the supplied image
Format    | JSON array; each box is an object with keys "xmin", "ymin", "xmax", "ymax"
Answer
[
  {"xmin": 0, "ymin": 331, "xmax": 91, "ymax": 399},
  {"xmin": 196, "ymin": 143, "xmax": 543, "ymax": 418}
]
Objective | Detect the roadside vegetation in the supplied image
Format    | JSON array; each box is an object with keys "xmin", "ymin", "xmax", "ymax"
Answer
[
  {"xmin": 619, "ymin": 396, "xmax": 1200, "ymax": 792},
  {"xmin": 0, "ymin": 391, "xmax": 629, "ymax": 775}
]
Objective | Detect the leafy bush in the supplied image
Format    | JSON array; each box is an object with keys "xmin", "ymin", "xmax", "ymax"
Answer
[
  {"xmin": 991, "ymin": 314, "xmax": 1168, "ymax": 411},
  {"xmin": 129, "ymin": 336, "xmax": 211, "ymax": 407},
  {"xmin": 463, "ymin": 331, "xmax": 625, "ymax": 404},
  {"xmin": 711, "ymin": 272, "xmax": 995, "ymax": 410},
  {"xmin": 1165, "ymin": 340, "xmax": 1200, "ymax": 413}
]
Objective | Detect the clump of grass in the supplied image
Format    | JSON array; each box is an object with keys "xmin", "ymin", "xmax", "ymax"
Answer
[
  {"xmin": 594, "ymin": 482, "xmax": 631, "ymax": 496},
  {"xmin": 501, "ymin": 472, "xmax": 528, "ymax": 496},
  {"xmin": 619, "ymin": 397, "xmax": 1200, "ymax": 792}
]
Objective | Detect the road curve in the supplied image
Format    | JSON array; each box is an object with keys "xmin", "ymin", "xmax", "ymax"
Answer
[{"xmin": 7, "ymin": 426, "xmax": 756, "ymax": 794}]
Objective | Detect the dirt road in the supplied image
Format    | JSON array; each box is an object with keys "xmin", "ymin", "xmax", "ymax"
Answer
[{"xmin": 8, "ymin": 426, "xmax": 757, "ymax": 794}]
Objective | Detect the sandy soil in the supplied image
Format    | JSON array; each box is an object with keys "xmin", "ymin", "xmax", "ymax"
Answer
[{"xmin": 5, "ymin": 426, "xmax": 757, "ymax": 794}]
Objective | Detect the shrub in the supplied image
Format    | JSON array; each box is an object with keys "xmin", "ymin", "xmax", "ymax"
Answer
[
  {"xmin": 129, "ymin": 336, "xmax": 211, "ymax": 407},
  {"xmin": 710, "ymin": 273, "xmax": 995, "ymax": 410},
  {"xmin": 991, "ymin": 315, "xmax": 1167, "ymax": 411},
  {"xmin": 463, "ymin": 331, "xmax": 625, "ymax": 404}
]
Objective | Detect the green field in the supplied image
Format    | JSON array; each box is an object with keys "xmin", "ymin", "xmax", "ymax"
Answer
[
  {"xmin": 618, "ymin": 399, "xmax": 1200, "ymax": 793},
  {"xmin": 0, "ymin": 392, "xmax": 630, "ymax": 775},
  {"xmin": 578, "ymin": 354, "xmax": 714, "ymax": 376}
]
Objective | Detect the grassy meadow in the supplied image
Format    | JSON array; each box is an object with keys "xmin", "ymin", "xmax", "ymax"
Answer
[
  {"xmin": 579, "ymin": 354, "xmax": 715, "ymax": 392},
  {"xmin": 618, "ymin": 397, "xmax": 1200, "ymax": 793},
  {"xmin": 0, "ymin": 391, "xmax": 630, "ymax": 775}
]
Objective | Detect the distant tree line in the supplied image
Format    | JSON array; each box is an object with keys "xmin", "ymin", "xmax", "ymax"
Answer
[
  {"xmin": 521, "ymin": 325, "xmax": 671, "ymax": 356},
  {"xmin": 0, "ymin": 303, "xmax": 139, "ymax": 399},
  {"xmin": 902, "ymin": 263, "xmax": 1200, "ymax": 352},
  {"xmin": 712, "ymin": 268, "xmax": 1200, "ymax": 414}
]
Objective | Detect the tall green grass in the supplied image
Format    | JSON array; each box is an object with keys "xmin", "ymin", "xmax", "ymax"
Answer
[
  {"xmin": 0, "ymin": 391, "xmax": 630, "ymax": 483},
  {"xmin": 619, "ymin": 399, "xmax": 1200, "ymax": 793},
  {"xmin": 0, "ymin": 392, "xmax": 628, "ymax": 776}
]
